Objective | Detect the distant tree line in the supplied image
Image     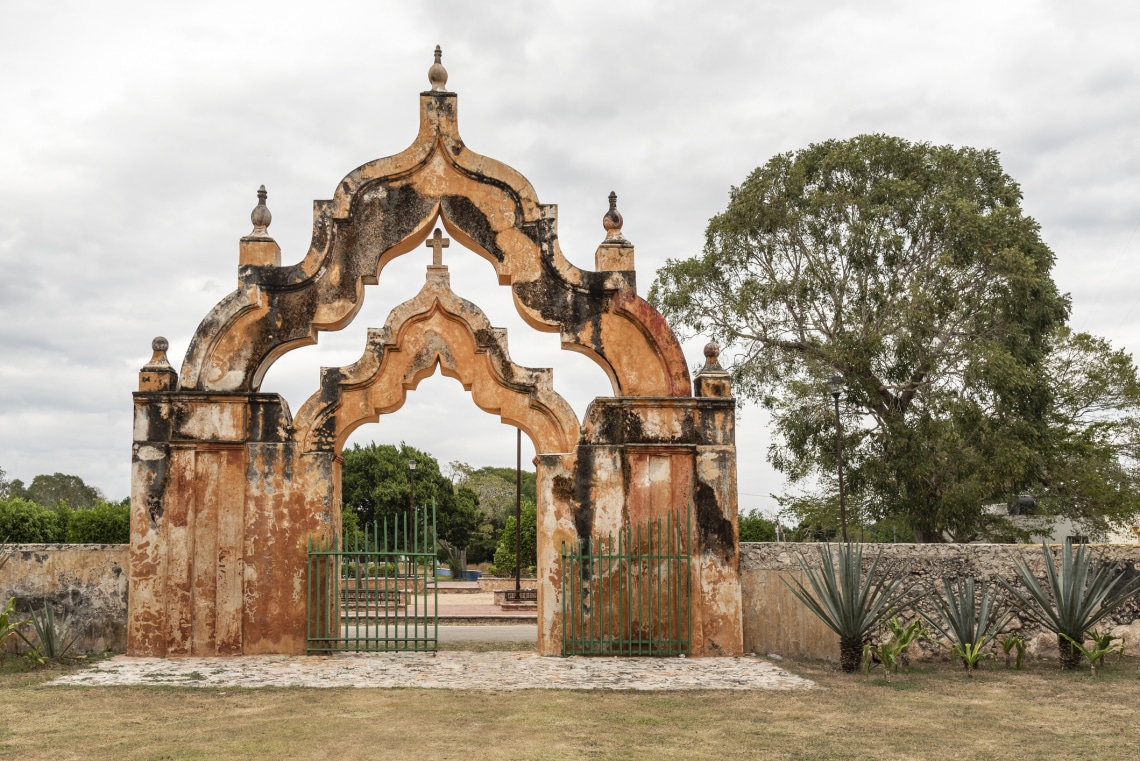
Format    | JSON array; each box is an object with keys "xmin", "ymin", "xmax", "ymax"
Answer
[{"xmin": 0, "ymin": 467, "xmax": 129, "ymax": 544}]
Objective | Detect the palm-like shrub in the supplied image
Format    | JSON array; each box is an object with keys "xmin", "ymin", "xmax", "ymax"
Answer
[
  {"xmin": 998, "ymin": 542, "xmax": 1140, "ymax": 670},
  {"xmin": 784, "ymin": 542, "xmax": 914, "ymax": 672},
  {"xmin": 921, "ymin": 578, "xmax": 1011, "ymax": 672}
]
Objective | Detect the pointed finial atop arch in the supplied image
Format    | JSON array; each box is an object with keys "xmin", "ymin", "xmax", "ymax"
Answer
[
  {"xmin": 428, "ymin": 45, "xmax": 448, "ymax": 91},
  {"xmin": 602, "ymin": 190, "xmax": 629, "ymax": 244},
  {"xmin": 250, "ymin": 185, "xmax": 272, "ymax": 237}
]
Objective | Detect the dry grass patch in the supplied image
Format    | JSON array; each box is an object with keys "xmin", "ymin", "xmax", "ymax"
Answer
[{"xmin": 1, "ymin": 653, "xmax": 1138, "ymax": 760}]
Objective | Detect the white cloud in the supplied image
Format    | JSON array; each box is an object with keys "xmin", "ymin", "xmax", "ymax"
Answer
[{"xmin": 1, "ymin": 1, "xmax": 1138, "ymax": 516}]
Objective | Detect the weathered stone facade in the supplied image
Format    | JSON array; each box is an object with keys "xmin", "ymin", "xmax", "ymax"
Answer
[
  {"xmin": 741, "ymin": 542, "xmax": 1140, "ymax": 661},
  {"xmin": 128, "ymin": 51, "xmax": 743, "ymax": 658},
  {"xmin": 0, "ymin": 544, "xmax": 129, "ymax": 654}
]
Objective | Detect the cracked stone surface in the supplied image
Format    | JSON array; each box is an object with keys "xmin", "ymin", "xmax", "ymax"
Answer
[{"xmin": 50, "ymin": 653, "xmax": 812, "ymax": 691}]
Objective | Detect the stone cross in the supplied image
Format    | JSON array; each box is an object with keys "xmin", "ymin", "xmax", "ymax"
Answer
[{"xmin": 426, "ymin": 227, "xmax": 450, "ymax": 266}]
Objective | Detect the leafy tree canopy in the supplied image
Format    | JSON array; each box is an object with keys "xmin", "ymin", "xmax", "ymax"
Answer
[
  {"xmin": 448, "ymin": 462, "xmax": 535, "ymax": 526},
  {"xmin": 651, "ymin": 134, "xmax": 1090, "ymax": 541},
  {"xmin": 23, "ymin": 472, "xmax": 103, "ymax": 510},
  {"xmin": 1033, "ymin": 328, "xmax": 1140, "ymax": 537},
  {"xmin": 738, "ymin": 510, "xmax": 777, "ymax": 542},
  {"xmin": 341, "ymin": 443, "xmax": 496, "ymax": 555}
]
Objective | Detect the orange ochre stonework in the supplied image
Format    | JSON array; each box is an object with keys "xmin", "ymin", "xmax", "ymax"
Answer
[{"xmin": 128, "ymin": 52, "xmax": 742, "ymax": 658}]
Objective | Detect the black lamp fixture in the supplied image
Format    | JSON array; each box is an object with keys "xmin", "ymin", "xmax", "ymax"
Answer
[{"xmin": 827, "ymin": 374, "xmax": 849, "ymax": 542}]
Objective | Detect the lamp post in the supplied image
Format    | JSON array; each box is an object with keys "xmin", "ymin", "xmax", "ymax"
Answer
[
  {"xmin": 408, "ymin": 459, "xmax": 417, "ymax": 527},
  {"xmin": 828, "ymin": 374, "xmax": 849, "ymax": 543},
  {"xmin": 515, "ymin": 428, "xmax": 522, "ymax": 592}
]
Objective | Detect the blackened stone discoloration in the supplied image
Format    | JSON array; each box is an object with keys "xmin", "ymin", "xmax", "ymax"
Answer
[
  {"xmin": 695, "ymin": 478, "xmax": 734, "ymax": 564},
  {"xmin": 248, "ymin": 395, "xmax": 292, "ymax": 443},
  {"xmin": 130, "ymin": 445, "xmax": 169, "ymax": 528},
  {"xmin": 552, "ymin": 475, "xmax": 575, "ymax": 505},
  {"xmin": 592, "ymin": 406, "xmax": 646, "ymax": 447},
  {"xmin": 473, "ymin": 327, "xmax": 522, "ymax": 387},
  {"xmin": 441, "ymin": 195, "xmax": 507, "ymax": 262},
  {"xmin": 134, "ymin": 399, "xmax": 173, "ymax": 443},
  {"xmin": 572, "ymin": 447, "xmax": 596, "ymax": 544},
  {"xmin": 582, "ymin": 398, "xmax": 735, "ymax": 446}
]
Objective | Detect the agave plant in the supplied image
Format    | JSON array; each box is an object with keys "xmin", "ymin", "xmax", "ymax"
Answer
[
  {"xmin": 921, "ymin": 577, "xmax": 1012, "ymax": 673},
  {"xmin": 998, "ymin": 542, "xmax": 1140, "ymax": 670},
  {"xmin": 20, "ymin": 603, "xmax": 80, "ymax": 661},
  {"xmin": 784, "ymin": 542, "xmax": 915, "ymax": 672}
]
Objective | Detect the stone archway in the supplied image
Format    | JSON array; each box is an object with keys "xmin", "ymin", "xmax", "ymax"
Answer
[{"xmin": 129, "ymin": 50, "xmax": 742, "ymax": 657}]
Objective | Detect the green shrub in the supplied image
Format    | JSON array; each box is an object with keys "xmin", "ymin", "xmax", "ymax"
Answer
[
  {"xmin": 738, "ymin": 510, "xmax": 777, "ymax": 542},
  {"xmin": 493, "ymin": 501, "xmax": 536, "ymax": 574},
  {"xmin": 66, "ymin": 501, "xmax": 130, "ymax": 544},
  {"xmin": 0, "ymin": 497, "xmax": 61, "ymax": 543}
]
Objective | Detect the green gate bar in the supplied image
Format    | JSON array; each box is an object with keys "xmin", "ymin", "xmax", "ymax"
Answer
[
  {"xmin": 560, "ymin": 503, "xmax": 692, "ymax": 656},
  {"xmin": 307, "ymin": 500, "xmax": 439, "ymax": 653}
]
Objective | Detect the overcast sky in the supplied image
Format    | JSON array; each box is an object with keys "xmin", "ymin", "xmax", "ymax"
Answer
[{"xmin": 1, "ymin": 1, "xmax": 1138, "ymax": 515}]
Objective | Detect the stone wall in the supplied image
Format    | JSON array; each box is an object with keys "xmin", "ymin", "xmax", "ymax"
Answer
[
  {"xmin": 478, "ymin": 577, "xmax": 539, "ymax": 593},
  {"xmin": 741, "ymin": 542, "xmax": 1140, "ymax": 661},
  {"xmin": 0, "ymin": 544, "xmax": 129, "ymax": 654}
]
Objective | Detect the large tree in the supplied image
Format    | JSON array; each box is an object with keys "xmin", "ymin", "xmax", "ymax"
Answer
[
  {"xmin": 651, "ymin": 134, "xmax": 1071, "ymax": 541},
  {"xmin": 341, "ymin": 442, "xmax": 485, "ymax": 559},
  {"xmin": 448, "ymin": 462, "xmax": 536, "ymax": 525},
  {"xmin": 1033, "ymin": 328, "xmax": 1140, "ymax": 538},
  {"xmin": 23, "ymin": 472, "xmax": 103, "ymax": 510}
]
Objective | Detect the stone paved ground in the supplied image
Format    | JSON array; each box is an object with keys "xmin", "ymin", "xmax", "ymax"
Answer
[{"xmin": 50, "ymin": 652, "xmax": 812, "ymax": 691}]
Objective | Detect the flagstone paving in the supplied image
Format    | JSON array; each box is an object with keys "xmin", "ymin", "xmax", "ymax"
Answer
[{"xmin": 50, "ymin": 652, "xmax": 812, "ymax": 691}]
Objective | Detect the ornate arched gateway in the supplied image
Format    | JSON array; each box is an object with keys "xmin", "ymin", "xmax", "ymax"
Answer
[{"xmin": 129, "ymin": 51, "xmax": 742, "ymax": 657}]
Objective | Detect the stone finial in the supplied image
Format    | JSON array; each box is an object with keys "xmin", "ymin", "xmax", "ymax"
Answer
[
  {"xmin": 250, "ymin": 185, "xmax": 272, "ymax": 238},
  {"xmin": 428, "ymin": 45, "xmax": 448, "ymax": 91},
  {"xmin": 703, "ymin": 342, "xmax": 724, "ymax": 371},
  {"xmin": 139, "ymin": 336, "xmax": 177, "ymax": 391},
  {"xmin": 602, "ymin": 191, "xmax": 629, "ymax": 244},
  {"xmin": 694, "ymin": 341, "xmax": 731, "ymax": 397},
  {"xmin": 144, "ymin": 337, "xmax": 172, "ymax": 369}
]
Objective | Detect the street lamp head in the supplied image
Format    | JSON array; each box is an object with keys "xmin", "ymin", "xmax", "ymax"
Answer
[
  {"xmin": 408, "ymin": 459, "xmax": 417, "ymax": 471},
  {"xmin": 827, "ymin": 374, "xmax": 843, "ymax": 400}
]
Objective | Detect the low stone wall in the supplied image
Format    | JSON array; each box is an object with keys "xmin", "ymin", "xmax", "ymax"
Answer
[
  {"xmin": 7, "ymin": 541, "xmax": 1139, "ymax": 661},
  {"xmin": 478, "ymin": 577, "xmax": 538, "ymax": 593},
  {"xmin": 740, "ymin": 542, "xmax": 1140, "ymax": 662},
  {"xmin": 0, "ymin": 544, "xmax": 129, "ymax": 654}
]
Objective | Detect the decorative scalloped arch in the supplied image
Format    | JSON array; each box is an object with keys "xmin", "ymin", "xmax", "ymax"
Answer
[
  {"xmin": 292, "ymin": 272, "xmax": 581, "ymax": 456},
  {"xmin": 178, "ymin": 88, "xmax": 691, "ymax": 398}
]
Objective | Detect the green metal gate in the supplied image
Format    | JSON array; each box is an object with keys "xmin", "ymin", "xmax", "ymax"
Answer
[
  {"xmin": 560, "ymin": 505, "xmax": 692, "ymax": 656},
  {"xmin": 307, "ymin": 503, "xmax": 438, "ymax": 653}
]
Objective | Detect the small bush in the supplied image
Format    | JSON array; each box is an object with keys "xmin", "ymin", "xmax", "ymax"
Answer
[
  {"xmin": 738, "ymin": 510, "xmax": 777, "ymax": 542},
  {"xmin": 0, "ymin": 497, "xmax": 61, "ymax": 543},
  {"xmin": 493, "ymin": 501, "xmax": 537, "ymax": 574},
  {"xmin": 66, "ymin": 501, "xmax": 130, "ymax": 544}
]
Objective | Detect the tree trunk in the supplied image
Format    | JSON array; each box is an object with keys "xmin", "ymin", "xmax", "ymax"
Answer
[
  {"xmin": 1058, "ymin": 634, "xmax": 1083, "ymax": 670},
  {"xmin": 840, "ymin": 638, "xmax": 862, "ymax": 673}
]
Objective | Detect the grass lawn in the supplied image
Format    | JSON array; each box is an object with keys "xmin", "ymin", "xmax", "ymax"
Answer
[{"xmin": 1, "ymin": 649, "xmax": 1137, "ymax": 760}]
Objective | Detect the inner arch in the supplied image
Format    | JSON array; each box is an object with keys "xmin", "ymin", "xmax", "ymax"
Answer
[{"xmin": 290, "ymin": 270, "xmax": 581, "ymax": 458}]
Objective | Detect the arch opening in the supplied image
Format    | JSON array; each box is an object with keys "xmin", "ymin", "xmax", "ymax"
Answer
[{"xmin": 259, "ymin": 240, "xmax": 614, "ymax": 425}]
